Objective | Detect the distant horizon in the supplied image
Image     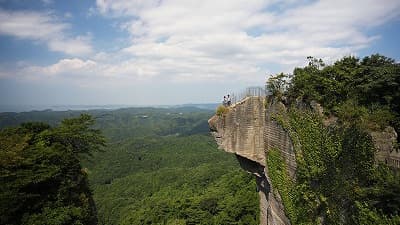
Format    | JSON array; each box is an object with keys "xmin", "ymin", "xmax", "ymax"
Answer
[{"xmin": 0, "ymin": 102, "xmax": 220, "ymax": 113}]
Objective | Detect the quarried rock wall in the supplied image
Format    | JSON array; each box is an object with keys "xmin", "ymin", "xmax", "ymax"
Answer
[
  {"xmin": 209, "ymin": 96, "xmax": 293, "ymax": 225},
  {"xmin": 264, "ymin": 100, "xmax": 297, "ymax": 179},
  {"xmin": 209, "ymin": 97, "xmax": 266, "ymax": 165}
]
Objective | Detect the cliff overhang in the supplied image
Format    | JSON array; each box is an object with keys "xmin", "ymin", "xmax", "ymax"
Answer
[{"xmin": 209, "ymin": 96, "xmax": 294, "ymax": 225}]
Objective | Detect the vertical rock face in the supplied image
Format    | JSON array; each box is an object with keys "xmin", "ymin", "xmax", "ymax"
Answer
[
  {"xmin": 208, "ymin": 96, "xmax": 293, "ymax": 225},
  {"xmin": 209, "ymin": 96, "xmax": 400, "ymax": 224},
  {"xmin": 209, "ymin": 97, "xmax": 266, "ymax": 165},
  {"xmin": 370, "ymin": 126, "xmax": 400, "ymax": 168},
  {"xmin": 264, "ymin": 101, "xmax": 297, "ymax": 179}
]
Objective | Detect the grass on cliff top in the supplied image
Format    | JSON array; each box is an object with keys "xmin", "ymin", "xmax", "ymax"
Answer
[{"xmin": 216, "ymin": 105, "xmax": 229, "ymax": 116}]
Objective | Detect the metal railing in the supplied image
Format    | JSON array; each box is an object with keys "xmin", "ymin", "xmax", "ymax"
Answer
[{"xmin": 228, "ymin": 86, "xmax": 271, "ymax": 105}]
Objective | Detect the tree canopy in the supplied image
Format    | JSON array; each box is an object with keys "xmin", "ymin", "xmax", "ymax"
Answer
[
  {"xmin": 267, "ymin": 54, "xmax": 400, "ymax": 133},
  {"xmin": 0, "ymin": 114, "xmax": 105, "ymax": 225},
  {"xmin": 267, "ymin": 54, "xmax": 400, "ymax": 224}
]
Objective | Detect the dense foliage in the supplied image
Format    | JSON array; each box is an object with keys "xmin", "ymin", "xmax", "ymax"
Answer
[
  {"xmin": 84, "ymin": 108, "xmax": 259, "ymax": 225},
  {"xmin": 267, "ymin": 54, "xmax": 400, "ymax": 224},
  {"xmin": 0, "ymin": 114, "xmax": 105, "ymax": 225},
  {"xmin": 267, "ymin": 148, "xmax": 296, "ymax": 221},
  {"xmin": 0, "ymin": 107, "xmax": 259, "ymax": 225},
  {"xmin": 286, "ymin": 54, "xmax": 400, "ymax": 133}
]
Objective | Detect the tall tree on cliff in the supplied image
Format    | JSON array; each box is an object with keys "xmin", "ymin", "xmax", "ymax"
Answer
[
  {"xmin": 0, "ymin": 114, "xmax": 105, "ymax": 225},
  {"xmin": 267, "ymin": 72, "xmax": 289, "ymax": 100}
]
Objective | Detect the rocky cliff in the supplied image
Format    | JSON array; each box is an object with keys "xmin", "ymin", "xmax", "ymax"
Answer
[
  {"xmin": 370, "ymin": 126, "xmax": 400, "ymax": 168},
  {"xmin": 208, "ymin": 96, "xmax": 295, "ymax": 225},
  {"xmin": 209, "ymin": 96, "xmax": 400, "ymax": 225}
]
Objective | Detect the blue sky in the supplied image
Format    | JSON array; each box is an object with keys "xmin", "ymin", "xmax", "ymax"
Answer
[{"xmin": 0, "ymin": 0, "xmax": 399, "ymax": 107}]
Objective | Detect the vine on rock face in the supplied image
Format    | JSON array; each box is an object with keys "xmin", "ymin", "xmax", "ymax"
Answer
[
  {"xmin": 269, "ymin": 104, "xmax": 400, "ymax": 224},
  {"xmin": 267, "ymin": 148, "xmax": 297, "ymax": 223},
  {"xmin": 266, "ymin": 54, "xmax": 400, "ymax": 224},
  {"xmin": 269, "ymin": 108, "xmax": 336, "ymax": 225}
]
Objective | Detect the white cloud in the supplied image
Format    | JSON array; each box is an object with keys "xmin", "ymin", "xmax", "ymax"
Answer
[
  {"xmin": 89, "ymin": 0, "xmax": 400, "ymax": 83},
  {"xmin": 0, "ymin": 9, "xmax": 93, "ymax": 55},
  {"xmin": 28, "ymin": 58, "xmax": 97, "ymax": 76},
  {"xmin": 3, "ymin": 0, "xmax": 400, "ymax": 89},
  {"xmin": 48, "ymin": 35, "xmax": 93, "ymax": 56},
  {"xmin": 41, "ymin": 0, "xmax": 53, "ymax": 5},
  {"xmin": 96, "ymin": 0, "xmax": 160, "ymax": 16},
  {"xmin": 64, "ymin": 12, "xmax": 73, "ymax": 18}
]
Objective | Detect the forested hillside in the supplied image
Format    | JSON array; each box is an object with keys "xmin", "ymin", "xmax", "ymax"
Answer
[
  {"xmin": 266, "ymin": 54, "xmax": 400, "ymax": 224},
  {"xmin": 0, "ymin": 107, "xmax": 259, "ymax": 225},
  {"xmin": 0, "ymin": 114, "xmax": 104, "ymax": 225}
]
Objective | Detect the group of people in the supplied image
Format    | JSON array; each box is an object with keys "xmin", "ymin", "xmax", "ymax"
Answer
[{"xmin": 222, "ymin": 94, "xmax": 232, "ymax": 106}]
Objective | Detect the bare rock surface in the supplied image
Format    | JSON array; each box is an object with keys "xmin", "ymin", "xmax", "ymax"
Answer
[
  {"xmin": 209, "ymin": 96, "xmax": 292, "ymax": 225},
  {"xmin": 370, "ymin": 126, "xmax": 400, "ymax": 168}
]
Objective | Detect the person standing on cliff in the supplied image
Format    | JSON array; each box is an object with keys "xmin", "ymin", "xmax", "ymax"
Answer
[
  {"xmin": 223, "ymin": 96, "xmax": 227, "ymax": 106},
  {"xmin": 227, "ymin": 94, "xmax": 231, "ymax": 106}
]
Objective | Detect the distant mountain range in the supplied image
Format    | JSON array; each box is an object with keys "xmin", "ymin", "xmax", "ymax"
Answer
[{"xmin": 0, "ymin": 103, "xmax": 219, "ymax": 113}]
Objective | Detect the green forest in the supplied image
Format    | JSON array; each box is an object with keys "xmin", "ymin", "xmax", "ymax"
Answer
[
  {"xmin": 266, "ymin": 54, "xmax": 400, "ymax": 224},
  {"xmin": 0, "ymin": 107, "xmax": 259, "ymax": 225},
  {"xmin": 1, "ymin": 53, "xmax": 400, "ymax": 225},
  {"xmin": 0, "ymin": 114, "xmax": 104, "ymax": 225}
]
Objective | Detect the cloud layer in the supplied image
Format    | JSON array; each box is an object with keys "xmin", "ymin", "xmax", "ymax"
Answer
[
  {"xmin": 0, "ymin": 9, "xmax": 92, "ymax": 55},
  {"xmin": 1, "ymin": 0, "xmax": 400, "ymax": 104}
]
